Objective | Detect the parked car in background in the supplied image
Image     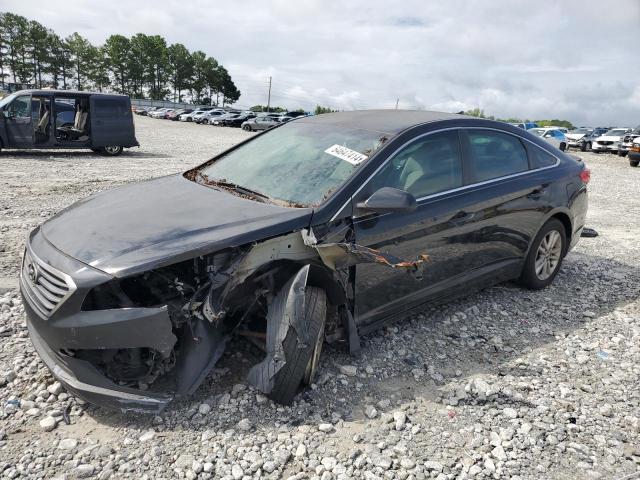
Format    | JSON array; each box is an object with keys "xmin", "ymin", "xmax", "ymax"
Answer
[
  {"xmin": 223, "ymin": 112, "xmax": 256, "ymax": 127},
  {"xmin": 241, "ymin": 116, "xmax": 280, "ymax": 131},
  {"xmin": 148, "ymin": 108, "xmax": 170, "ymax": 119},
  {"xmin": 19, "ymin": 110, "xmax": 589, "ymax": 412},
  {"xmin": 617, "ymin": 126, "xmax": 640, "ymax": 157},
  {"xmin": 529, "ymin": 127, "xmax": 567, "ymax": 151},
  {"xmin": 211, "ymin": 111, "xmax": 241, "ymax": 126},
  {"xmin": 591, "ymin": 128, "xmax": 632, "ymax": 153},
  {"xmin": 629, "ymin": 137, "xmax": 640, "ymax": 167},
  {"xmin": 166, "ymin": 109, "xmax": 192, "ymax": 121},
  {"xmin": 566, "ymin": 127, "xmax": 609, "ymax": 151},
  {"xmin": 0, "ymin": 89, "xmax": 138, "ymax": 156},
  {"xmin": 197, "ymin": 110, "xmax": 225, "ymax": 125},
  {"xmin": 180, "ymin": 107, "xmax": 215, "ymax": 122},
  {"xmin": 511, "ymin": 122, "xmax": 539, "ymax": 130}
]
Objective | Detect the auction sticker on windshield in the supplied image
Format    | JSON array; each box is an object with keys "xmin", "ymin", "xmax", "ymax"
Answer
[{"xmin": 324, "ymin": 144, "xmax": 368, "ymax": 165}]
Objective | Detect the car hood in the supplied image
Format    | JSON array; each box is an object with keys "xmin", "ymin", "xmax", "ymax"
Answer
[
  {"xmin": 41, "ymin": 174, "xmax": 313, "ymax": 277},
  {"xmin": 595, "ymin": 135, "xmax": 623, "ymax": 141},
  {"xmin": 566, "ymin": 133, "xmax": 586, "ymax": 140}
]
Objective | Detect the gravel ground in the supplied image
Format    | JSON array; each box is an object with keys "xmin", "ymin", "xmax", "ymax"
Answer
[{"xmin": 0, "ymin": 116, "xmax": 639, "ymax": 480}]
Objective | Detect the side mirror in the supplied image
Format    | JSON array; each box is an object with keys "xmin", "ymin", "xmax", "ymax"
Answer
[{"xmin": 356, "ymin": 187, "xmax": 417, "ymax": 214}]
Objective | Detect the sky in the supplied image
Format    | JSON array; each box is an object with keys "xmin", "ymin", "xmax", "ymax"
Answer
[{"xmin": 4, "ymin": 0, "xmax": 639, "ymax": 126}]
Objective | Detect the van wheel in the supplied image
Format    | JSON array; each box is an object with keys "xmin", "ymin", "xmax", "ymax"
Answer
[
  {"xmin": 101, "ymin": 146, "xmax": 123, "ymax": 156},
  {"xmin": 520, "ymin": 219, "xmax": 566, "ymax": 290},
  {"xmin": 264, "ymin": 286, "xmax": 327, "ymax": 405}
]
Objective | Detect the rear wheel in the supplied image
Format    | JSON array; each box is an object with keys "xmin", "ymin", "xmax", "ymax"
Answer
[
  {"xmin": 100, "ymin": 146, "xmax": 123, "ymax": 156},
  {"xmin": 266, "ymin": 286, "xmax": 326, "ymax": 405},
  {"xmin": 520, "ymin": 219, "xmax": 566, "ymax": 289},
  {"xmin": 631, "ymin": 159, "xmax": 640, "ymax": 167}
]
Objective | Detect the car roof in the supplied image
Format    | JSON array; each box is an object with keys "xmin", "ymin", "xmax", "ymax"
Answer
[
  {"xmin": 295, "ymin": 109, "xmax": 471, "ymax": 135},
  {"xmin": 14, "ymin": 89, "xmax": 130, "ymax": 98}
]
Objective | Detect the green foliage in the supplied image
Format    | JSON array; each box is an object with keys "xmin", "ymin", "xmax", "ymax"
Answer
[
  {"xmin": 463, "ymin": 106, "xmax": 574, "ymax": 129},
  {"xmin": 314, "ymin": 105, "xmax": 338, "ymax": 115},
  {"xmin": 534, "ymin": 119, "xmax": 575, "ymax": 130},
  {"xmin": 0, "ymin": 11, "xmax": 239, "ymax": 103},
  {"xmin": 250, "ymin": 105, "xmax": 287, "ymax": 113}
]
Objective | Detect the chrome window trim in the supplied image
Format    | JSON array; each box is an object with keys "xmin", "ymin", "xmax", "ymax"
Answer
[{"xmin": 330, "ymin": 126, "xmax": 561, "ymax": 221}]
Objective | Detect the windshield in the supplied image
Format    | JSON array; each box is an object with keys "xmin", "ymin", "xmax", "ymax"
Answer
[
  {"xmin": 192, "ymin": 121, "xmax": 389, "ymax": 206},
  {"xmin": 604, "ymin": 129, "xmax": 628, "ymax": 136}
]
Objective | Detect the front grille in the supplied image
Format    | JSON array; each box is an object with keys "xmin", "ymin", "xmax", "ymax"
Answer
[
  {"xmin": 20, "ymin": 246, "xmax": 76, "ymax": 319},
  {"xmin": 598, "ymin": 141, "xmax": 613, "ymax": 145}
]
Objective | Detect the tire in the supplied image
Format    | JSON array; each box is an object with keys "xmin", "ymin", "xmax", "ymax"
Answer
[
  {"xmin": 243, "ymin": 125, "xmax": 252, "ymax": 131},
  {"xmin": 266, "ymin": 286, "xmax": 327, "ymax": 405},
  {"xmin": 559, "ymin": 142, "xmax": 566, "ymax": 152},
  {"xmin": 618, "ymin": 150, "xmax": 627, "ymax": 157},
  {"xmin": 582, "ymin": 142, "xmax": 591, "ymax": 152},
  {"xmin": 631, "ymin": 159, "xmax": 640, "ymax": 167},
  {"xmin": 520, "ymin": 218, "xmax": 566, "ymax": 290},
  {"xmin": 100, "ymin": 146, "xmax": 123, "ymax": 156}
]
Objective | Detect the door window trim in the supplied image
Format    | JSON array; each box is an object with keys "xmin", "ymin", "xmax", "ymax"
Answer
[{"xmin": 331, "ymin": 126, "xmax": 561, "ymax": 221}]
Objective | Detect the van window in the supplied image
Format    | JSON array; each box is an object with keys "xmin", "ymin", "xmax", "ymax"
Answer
[
  {"xmin": 94, "ymin": 99, "xmax": 130, "ymax": 119},
  {"xmin": 7, "ymin": 95, "xmax": 31, "ymax": 118},
  {"xmin": 466, "ymin": 130, "xmax": 529, "ymax": 182}
]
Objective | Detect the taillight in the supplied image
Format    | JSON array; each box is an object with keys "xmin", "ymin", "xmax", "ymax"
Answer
[{"xmin": 579, "ymin": 167, "xmax": 591, "ymax": 184}]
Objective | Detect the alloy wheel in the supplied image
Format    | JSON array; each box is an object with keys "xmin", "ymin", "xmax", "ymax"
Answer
[{"xmin": 534, "ymin": 230, "xmax": 562, "ymax": 280}]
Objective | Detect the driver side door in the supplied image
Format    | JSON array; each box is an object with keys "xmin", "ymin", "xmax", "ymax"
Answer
[
  {"xmin": 352, "ymin": 129, "xmax": 475, "ymax": 327},
  {"xmin": 4, "ymin": 94, "xmax": 33, "ymax": 147}
]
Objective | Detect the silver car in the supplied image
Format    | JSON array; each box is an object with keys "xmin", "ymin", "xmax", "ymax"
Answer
[{"xmin": 241, "ymin": 116, "xmax": 280, "ymax": 131}]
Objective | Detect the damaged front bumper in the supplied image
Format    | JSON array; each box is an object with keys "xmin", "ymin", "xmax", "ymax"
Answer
[{"xmin": 20, "ymin": 228, "xmax": 182, "ymax": 413}]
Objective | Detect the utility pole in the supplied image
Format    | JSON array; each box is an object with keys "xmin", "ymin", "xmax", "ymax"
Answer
[
  {"xmin": 267, "ymin": 76, "xmax": 272, "ymax": 112},
  {"xmin": 395, "ymin": 98, "xmax": 399, "ymax": 110}
]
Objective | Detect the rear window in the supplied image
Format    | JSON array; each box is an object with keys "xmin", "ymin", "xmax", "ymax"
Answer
[
  {"xmin": 94, "ymin": 99, "xmax": 130, "ymax": 119},
  {"xmin": 467, "ymin": 130, "xmax": 529, "ymax": 182},
  {"xmin": 529, "ymin": 146, "xmax": 557, "ymax": 169}
]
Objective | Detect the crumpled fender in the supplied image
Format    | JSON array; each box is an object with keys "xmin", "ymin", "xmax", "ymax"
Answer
[{"xmin": 247, "ymin": 264, "xmax": 311, "ymax": 394}]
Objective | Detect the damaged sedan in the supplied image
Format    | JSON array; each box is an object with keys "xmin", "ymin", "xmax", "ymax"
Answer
[{"xmin": 20, "ymin": 110, "xmax": 589, "ymax": 412}]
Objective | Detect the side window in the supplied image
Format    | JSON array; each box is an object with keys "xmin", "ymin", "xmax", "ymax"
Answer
[
  {"xmin": 94, "ymin": 99, "xmax": 130, "ymax": 119},
  {"xmin": 529, "ymin": 145, "xmax": 556, "ymax": 168},
  {"xmin": 466, "ymin": 130, "xmax": 529, "ymax": 182},
  {"xmin": 8, "ymin": 95, "xmax": 31, "ymax": 118},
  {"xmin": 369, "ymin": 130, "xmax": 463, "ymax": 198}
]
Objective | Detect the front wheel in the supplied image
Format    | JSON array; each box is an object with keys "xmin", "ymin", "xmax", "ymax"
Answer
[
  {"xmin": 581, "ymin": 142, "xmax": 591, "ymax": 152},
  {"xmin": 631, "ymin": 159, "xmax": 640, "ymax": 167},
  {"xmin": 243, "ymin": 125, "xmax": 252, "ymax": 131},
  {"xmin": 100, "ymin": 146, "xmax": 123, "ymax": 156},
  {"xmin": 618, "ymin": 150, "xmax": 627, "ymax": 157},
  {"xmin": 520, "ymin": 219, "xmax": 566, "ymax": 289}
]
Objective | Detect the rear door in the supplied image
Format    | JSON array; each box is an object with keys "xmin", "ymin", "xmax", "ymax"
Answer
[
  {"xmin": 4, "ymin": 94, "xmax": 32, "ymax": 147},
  {"xmin": 90, "ymin": 95, "xmax": 136, "ymax": 147}
]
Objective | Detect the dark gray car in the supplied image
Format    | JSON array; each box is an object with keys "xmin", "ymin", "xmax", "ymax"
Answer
[
  {"xmin": 0, "ymin": 89, "xmax": 139, "ymax": 156},
  {"xmin": 20, "ymin": 110, "xmax": 589, "ymax": 412}
]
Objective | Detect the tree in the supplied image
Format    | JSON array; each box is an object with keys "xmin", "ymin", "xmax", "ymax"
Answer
[
  {"xmin": 28, "ymin": 20, "xmax": 48, "ymax": 87},
  {"xmin": 315, "ymin": 105, "xmax": 337, "ymax": 115},
  {"xmin": 104, "ymin": 34, "xmax": 131, "ymax": 93},
  {"xmin": 189, "ymin": 50, "xmax": 209, "ymax": 103},
  {"xmin": 66, "ymin": 32, "xmax": 92, "ymax": 90},
  {"xmin": 1, "ymin": 13, "xmax": 32, "ymax": 83},
  {"xmin": 128, "ymin": 34, "xmax": 148, "ymax": 97},
  {"xmin": 217, "ymin": 66, "xmax": 240, "ymax": 105},
  {"xmin": 167, "ymin": 43, "xmax": 193, "ymax": 101},
  {"xmin": 86, "ymin": 45, "xmax": 109, "ymax": 91}
]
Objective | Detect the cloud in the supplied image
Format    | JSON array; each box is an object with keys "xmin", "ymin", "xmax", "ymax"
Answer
[{"xmin": 3, "ymin": 0, "xmax": 639, "ymax": 125}]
